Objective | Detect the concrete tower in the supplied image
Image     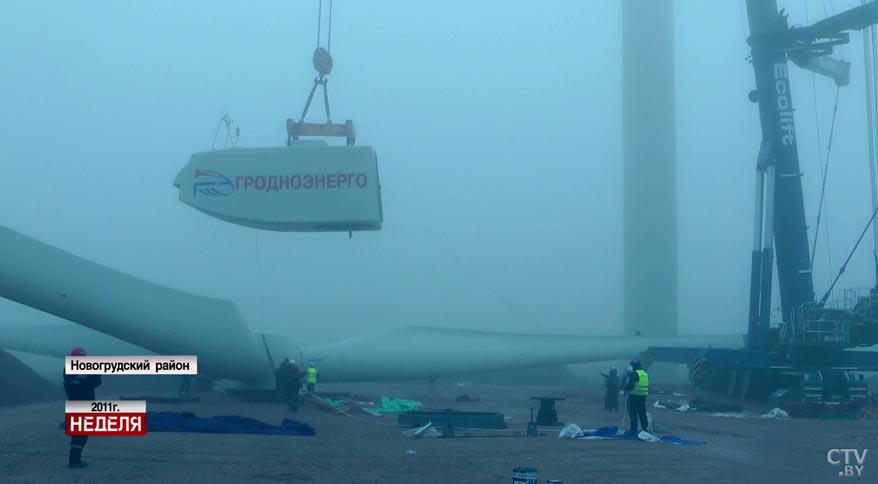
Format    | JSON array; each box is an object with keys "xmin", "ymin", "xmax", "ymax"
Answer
[{"xmin": 622, "ymin": 0, "xmax": 677, "ymax": 337}]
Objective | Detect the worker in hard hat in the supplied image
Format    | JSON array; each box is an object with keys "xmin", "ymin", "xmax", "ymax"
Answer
[
  {"xmin": 623, "ymin": 359, "xmax": 649, "ymax": 434},
  {"xmin": 601, "ymin": 367, "xmax": 620, "ymax": 412},
  {"xmin": 63, "ymin": 347, "xmax": 102, "ymax": 469},
  {"xmin": 306, "ymin": 362, "xmax": 318, "ymax": 394},
  {"xmin": 275, "ymin": 358, "xmax": 301, "ymax": 413}
]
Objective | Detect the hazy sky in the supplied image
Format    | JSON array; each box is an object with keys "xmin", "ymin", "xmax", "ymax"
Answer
[{"xmin": 1, "ymin": 0, "xmax": 875, "ymax": 346}]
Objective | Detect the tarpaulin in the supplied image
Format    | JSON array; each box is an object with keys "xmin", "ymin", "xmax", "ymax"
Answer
[{"xmin": 560, "ymin": 425, "xmax": 705, "ymax": 446}]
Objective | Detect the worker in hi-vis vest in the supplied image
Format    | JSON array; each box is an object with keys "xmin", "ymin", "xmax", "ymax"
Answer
[
  {"xmin": 623, "ymin": 359, "xmax": 650, "ymax": 434},
  {"xmin": 306, "ymin": 362, "xmax": 318, "ymax": 394}
]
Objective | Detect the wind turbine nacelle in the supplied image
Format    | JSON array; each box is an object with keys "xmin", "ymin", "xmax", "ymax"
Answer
[{"xmin": 174, "ymin": 143, "xmax": 383, "ymax": 232}]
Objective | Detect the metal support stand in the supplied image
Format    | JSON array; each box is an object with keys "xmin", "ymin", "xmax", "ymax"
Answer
[
  {"xmin": 530, "ymin": 397, "xmax": 565, "ymax": 426},
  {"xmin": 740, "ymin": 370, "xmax": 752, "ymax": 400},
  {"xmin": 526, "ymin": 408, "xmax": 538, "ymax": 437},
  {"xmin": 442, "ymin": 409, "xmax": 454, "ymax": 438},
  {"xmin": 727, "ymin": 370, "xmax": 738, "ymax": 397}
]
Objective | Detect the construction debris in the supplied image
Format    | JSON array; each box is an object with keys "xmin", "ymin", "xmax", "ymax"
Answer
[
  {"xmin": 653, "ymin": 399, "xmax": 742, "ymax": 413},
  {"xmin": 403, "ymin": 422, "xmax": 441, "ymax": 439},
  {"xmin": 302, "ymin": 393, "xmax": 345, "ymax": 414},
  {"xmin": 558, "ymin": 424, "xmax": 582, "ymax": 439},
  {"xmin": 653, "ymin": 398, "xmax": 790, "ymax": 419},
  {"xmin": 706, "ymin": 408, "xmax": 790, "ymax": 419}
]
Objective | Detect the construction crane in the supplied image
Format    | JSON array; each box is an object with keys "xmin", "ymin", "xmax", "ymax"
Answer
[{"xmin": 648, "ymin": 0, "xmax": 878, "ymax": 417}]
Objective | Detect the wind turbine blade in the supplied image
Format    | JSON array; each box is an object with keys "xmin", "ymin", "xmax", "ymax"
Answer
[
  {"xmin": 302, "ymin": 326, "xmax": 744, "ymax": 382},
  {"xmin": 0, "ymin": 323, "xmax": 149, "ymax": 358},
  {"xmin": 0, "ymin": 225, "xmax": 269, "ymax": 382}
]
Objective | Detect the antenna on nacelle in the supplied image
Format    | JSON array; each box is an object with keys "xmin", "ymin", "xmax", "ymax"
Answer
[{"xmin": 211, "ymin": 111, "xmax": 240, "ymax": 151}]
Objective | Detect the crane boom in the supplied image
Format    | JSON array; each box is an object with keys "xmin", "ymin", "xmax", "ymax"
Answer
[{"xmin": 746, "ymin": 0, "xmax": 816, "ymax": 347}]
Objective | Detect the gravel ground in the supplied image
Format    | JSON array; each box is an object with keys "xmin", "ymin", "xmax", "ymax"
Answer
[{"xmin": 0, "ymin": 380, "xmax": 876, "ymax": 483}]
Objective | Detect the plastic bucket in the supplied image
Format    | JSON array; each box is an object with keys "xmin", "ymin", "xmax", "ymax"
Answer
[{"xmin": 513, "ymin": 467, "xmax": 538, "ymax": 484}]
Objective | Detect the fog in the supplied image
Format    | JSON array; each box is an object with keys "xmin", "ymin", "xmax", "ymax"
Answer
[{"xmin": 0, "ymin": 0, "xmax": 875, "ymax": 348}]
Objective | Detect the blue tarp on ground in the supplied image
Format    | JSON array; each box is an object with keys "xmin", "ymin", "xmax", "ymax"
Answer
[
  {"xmin": 580, "ymin": 426, "xmax": 704, "ymax": 446},
  {"xmin": 147, "ymin": 412, "xmax": 316, "ymax": 435},
  {"xmin": 59, "ymin": 412, "xmax": 316, "ymax": 436}
]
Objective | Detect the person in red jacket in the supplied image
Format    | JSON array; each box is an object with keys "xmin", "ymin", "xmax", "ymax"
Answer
[
  {"xmin": 63, "ymin": 347, "xmax": 102, "ymax": 469},
  {"xmin": 275, "ymin": 358, "xmax": 301, "ymax": 412}
]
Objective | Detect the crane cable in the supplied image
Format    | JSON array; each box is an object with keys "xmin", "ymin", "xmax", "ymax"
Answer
[
  {"xmin": 810, "ymin": 86, "xmax": 841, "ymax": 269},
  {"xmin": 253, "ymin": 230, "xmax": 266, "ymax": 328},
  {"xmin": 298, "ymin": 0, "xmax": 335, "ymax": 124},
  {"xmin": 316, "ymin": 0, "xmax": 333, "ymax": 54},
  {"xmin": 819, "ymin": 204, "xmax": 878, "ymax": 306},
  {"xmin": 804, "ymin": 1, "xmax": 835, "ymax": 284}
]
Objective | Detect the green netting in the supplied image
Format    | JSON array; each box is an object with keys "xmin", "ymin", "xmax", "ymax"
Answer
[{"xmin": 371, "ymin": 396, "xmax": 422, "ymax": 414}]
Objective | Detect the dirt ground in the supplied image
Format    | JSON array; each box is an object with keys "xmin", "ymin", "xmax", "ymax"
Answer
[{"xmin": 1, "ymin": 380, "xmax": 876, "ymax": 484}]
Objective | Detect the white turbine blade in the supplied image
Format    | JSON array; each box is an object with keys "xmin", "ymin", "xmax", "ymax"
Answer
[
  {"xmin": 0, "ymin": 323, "xmax": 150, "ymax": 358},
  {"xmin": 0, "ymin": 225, "xmax": 268, "ymax": 382},
  {"xmin": 0, "ymin": 224, "xmax": 744, "ymax": 386},
  {"xmin": 302, "ymin": 326, "xmax": 744, "ymax": 382}
]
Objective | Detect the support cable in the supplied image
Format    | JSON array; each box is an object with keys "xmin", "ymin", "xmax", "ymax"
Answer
[
  {"xmin": 328, "ymin": 0, "xmax": 333, "ymax": 53},
  {"xmin": 299, "ymin": 0, "xmax": 335, "ymax": 124},
  {"xmin": 806, "ymin": 0, "xmax": 835, "ymax": 285},
  {"xmin": 316, "ymin": 0, "xmax": 333, "ymax": 52},
  {"xmin": 819, "ymin": 204, "xmax": 878, "ymax": 306},
  {"xmin": 810, "ymin": 86, "xmax": 841, "ymax": 269},
  {"xmin": 211, "ymin": 117, "xmax": 224, "ymax": 151},
  {"xmin": 382, "ymin": 184, "xmax": 575, "ymax": 353},
  {"xmin": 253, "ymin": 229, "xmax": 266, "ymax": 328},
  {"xmin": 316, "ymin": 0, "xmax": 322, "ymax": 48}
]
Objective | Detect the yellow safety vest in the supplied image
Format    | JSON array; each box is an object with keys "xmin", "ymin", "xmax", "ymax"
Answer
[
  {"xmin": 631, "ymin": 369, "xmax": 649, "ymax": 396},
  {"xmin": 306, "ymin": 367, "xmax": 318, "ymax": 384}
]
